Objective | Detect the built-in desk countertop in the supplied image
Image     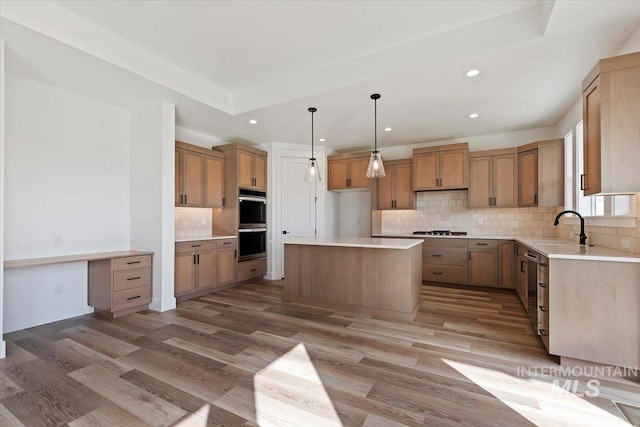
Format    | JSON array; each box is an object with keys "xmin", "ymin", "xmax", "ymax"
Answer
[{"xmin": 4, "ymin": 250, "xmax": 153, "ymax": 269}]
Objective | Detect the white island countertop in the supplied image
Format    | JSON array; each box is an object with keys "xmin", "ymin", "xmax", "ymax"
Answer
[{"xmin": 284, "ymin": 236, "xmax": 423, "ymax": 250}]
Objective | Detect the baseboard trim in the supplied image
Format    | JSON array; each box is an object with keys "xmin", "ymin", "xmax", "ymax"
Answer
[
  {"xmin": 149, "ymin": 297, "xmax": 176, "ymax": 312},
  {"xmin": 4, "ymin": 304, "xmax": 94, "ymax": 333},
  {"xmin": 0, "ymin": 340, "xmax": 6, "ymax": 359}
]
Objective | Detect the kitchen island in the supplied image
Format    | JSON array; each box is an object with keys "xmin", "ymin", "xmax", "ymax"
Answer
[{"xmin": 283, "ymin": 237, "xmax": 423, "ymax": 321}]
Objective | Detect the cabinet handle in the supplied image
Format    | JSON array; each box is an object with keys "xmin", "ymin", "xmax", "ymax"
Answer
[
  {"xmin": 250, "ymin": 268, "xmax": 257, "ymax": 272},
  {"xmin": 538, "ymin": 282, "xmax": 547, "ymax": 288},
  {"xmin": 191, "ymin": 244, "xmax": 201, "ymax": 248},
  {"xmin": 493, "ymin": 197, "xmax": 497, "ymax": 206},
  {"xmin": 234, "ymin": 249, "xmax": 237, "ymax": 259},
  {"xmin": 468, "ymin": 251, "xmax": 471, "ymax": 260},
  {"xmin": 534, "ymin": 194, "xmax": 538, "ymax": 204},
  {"xmin": 539, "ymin": 329, "xmax": 547, "ymax": 337},
  {"xmin": 432, "ymin": 254, "xmax": 443, "ymax": 257},
  {"xmin": 513, "ymin": 243, "xmax": 518, "ymax": 255},
  {"xmin": 489, "ymin": 197, "xmax": 492, "ymax": 206},
  {"xmin": 476, "ymin": 243, "xmax": 488, "ymax": 246},
  {"xmin": 193, "ymin": 254, "xmax": 196, "ymax": 264},
  {"xmin": 127, "ymin": 261, "xmax": 141, "ymax": 265},
  {"xmin": 433, "ymin": 271, "xmax": 443, "ymax": 275},
  {"xmin": 520, "ymin": 260, "xmax": 525, "ymax": 273},
  {"xmin": 127, "ymin": 295, "xmax": 141, "ymax": 301},
  {"xmin": 127, "ymin": 276, "xmax": 141, "ymax": 281},
  {"xmin": 222, "ymin": 197, "xmax": 225, "ymax": 207},
  {"xmin": 223, "ymin": 242, "xmax": 231, "ymax": 245},
  {"xmin": 580, "ymin": 174, "xmax": 586, "ymax": 191},
  {"xmin": 539, "ymin": 305, "xmax": 547, "ymax": 312},
  {"xmin": 197, "ymin": 254, "xmax": 200, "ymax": 264}
]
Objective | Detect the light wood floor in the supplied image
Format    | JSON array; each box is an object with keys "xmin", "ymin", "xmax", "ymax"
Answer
[{"xmin": 1, "ymin": 282, "xmax": 639, "ymax": 426}]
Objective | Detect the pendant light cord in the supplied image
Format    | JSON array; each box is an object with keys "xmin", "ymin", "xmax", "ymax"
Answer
[
  {"xmin": 311, "ymin": 110, "xmax": 314, "ymax": 158},
  {"xmin": 374, "ymin": 97, "xmax": 377, "ymax": 153}
]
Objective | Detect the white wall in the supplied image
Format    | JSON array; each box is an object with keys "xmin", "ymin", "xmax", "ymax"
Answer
[
  {"xmin": 3, "ymin": 74, "xmax": 131, "ymax": 332},
  {"xmin": 0, "ymin": 39, "xmax": 6, "ymax": 357},
  {"xmin": 130, "ymin": 102, "xmax": 176, "ymax": 312},
  {"xmin": 338, "ymin": 192, "xmax": 371, "ymax": 237}
]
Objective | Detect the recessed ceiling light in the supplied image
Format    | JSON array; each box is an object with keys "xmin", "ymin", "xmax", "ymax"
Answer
[
  {"xmin": 249, "ymin": 119, "xmax": 258, "ymax": 124},
  {"xmin": 469, "ymin": 113, "xmax": 479, "ymax": 119},
  {"xmin": 466, "ymin": 69, "xmax": 480, "ymax": 77},
  {"xmin": 319, "ymin": 138, "xmax": 326, "ymax": 142},
  {"xmin": 384, "ymin": 127, "xmax": 392, "ymax": 132}
]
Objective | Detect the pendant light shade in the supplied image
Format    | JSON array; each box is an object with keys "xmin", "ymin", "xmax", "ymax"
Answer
[
  {"xmin": 305, "ymin": 107, "xmax": 321, "ymax": 182},
  {"xmin": 366, "ymin": 93, "xmax": 386, "ymax": 178}
]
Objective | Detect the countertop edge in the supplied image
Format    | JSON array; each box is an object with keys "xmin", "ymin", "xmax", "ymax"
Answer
[
  {"xmin": 4, "ymin": 250, "xmax": 153, "ymax": 269},
  {"xmin": 175, "ymin": 235, "xmax": 237, "ymax": 243},
  {"xmin": 284, "ymin": 238, "xmax": 423, "ymax": 250}
]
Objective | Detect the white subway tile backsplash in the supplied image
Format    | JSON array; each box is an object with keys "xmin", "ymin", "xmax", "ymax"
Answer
[
  {"xmin": 175, "ymin": 207, "xmax": 213, "ymax": 238},
  {"xmin": 380, "ymin": 190, "xmax": 559, "ymax": 237}
]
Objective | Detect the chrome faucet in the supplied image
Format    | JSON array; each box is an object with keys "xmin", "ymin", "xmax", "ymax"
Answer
[{"xmin": 554, "ymin": 210, "xmax": 587, "ymax": 245}]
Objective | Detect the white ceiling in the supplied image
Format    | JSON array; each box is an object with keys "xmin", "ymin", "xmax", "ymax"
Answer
[{"xmin": 2, "ymin": 1, "xmax": 640, "ymax": 151}]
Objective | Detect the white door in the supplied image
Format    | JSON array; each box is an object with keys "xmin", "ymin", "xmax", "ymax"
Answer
[{"xmin": 279, "ymin": 155, "xmax": 317, "ymax": 278}]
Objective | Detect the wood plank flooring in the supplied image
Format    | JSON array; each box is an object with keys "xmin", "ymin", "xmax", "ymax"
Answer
[{"xmin": 1, "ymin": 282, "xmax": 639, "ymax": 426}]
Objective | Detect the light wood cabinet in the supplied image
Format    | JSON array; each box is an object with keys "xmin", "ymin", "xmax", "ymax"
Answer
[
  {"xmin": 238, "ymin": 149, "xmax": 267, "ymax": 190},
  {"xmin": 517, "ymin": 139, "xmax": 563, "ymax": 207},
  {"xmin": 174, "ymin": 239, "xmax": 237, "ymax": 299},
  {"xmin": 88, "ymin": 253, "xmax": 153, "ymax": 318},
  {"xmin": 498, "ymin": 240, "xmax": 516, "ymax": 289},
  {"xmin": 327, "ymin": 153, "xmax": 372, "ymax": 190},
  {"xmin": 212, "ymin": 143, "xmax": 268, "ymax": 236},
  {"xmin": 515, "ymin": 244, "xmax": 529, "ymax": 312},
  {"xmin": 413, "ymin": 143, "xmax": 468, "ymax": 191},
  {"xmin": 468, "ymin": 239, "xmax": 498, "ymax": 287},
  {"xmin": 469, "ymin": 149, "xmax": 518, "ymax": 208},
  {"xmin": 376, "ymin": 159, "xmax": 415, "ymax": 210},
  {"xmin": 176, "ymin": 141, "xmax": 225, "ymax": 208},
  {"xmin": 582, "ymin": 52, "xmax": 640, "ymax": 195},
  {"xmin": 421, "ymin": 238, "xmax": 468, "ymax": 285}
]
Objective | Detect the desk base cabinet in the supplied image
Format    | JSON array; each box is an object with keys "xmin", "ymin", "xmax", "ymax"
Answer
[{"xmin": 88, "ymin": 254, "xmax": 153, "ymax": 318}]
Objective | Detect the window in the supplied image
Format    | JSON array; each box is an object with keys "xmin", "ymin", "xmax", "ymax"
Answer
[{"xmin": 564, "ymin": 121, "xmax": 635, "ymax": 221}]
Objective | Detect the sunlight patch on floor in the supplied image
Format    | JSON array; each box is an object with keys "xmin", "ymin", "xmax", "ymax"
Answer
[
  {"xmin": 253, "ymin": 343, "xmax": 342, "ymax": 427},
  {"xmin": 442, "ymin": 359, "xmax": 631, "ymax": 426},
  {"xmin": 175, "ymin": 404, "xmax": 210, "ymax": 427}
]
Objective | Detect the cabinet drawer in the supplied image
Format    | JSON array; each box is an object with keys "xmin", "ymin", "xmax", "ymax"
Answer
[
  {"xmin": 113, "ymin": 255, "xmax": 152, "ymax": 271},
  {"xmin": 237, "ymin": 258, "xmax": 267, "ymax": 282},
  {"xmin": 422, "ymin": 248, "xmax": 467, "ymax": 267},
  {"xmin": 114, "ymin": 267, "xmax": 152, "ymax": 291},
  {"xmin": 468, "ymin": 239, "xmax": 497, "ymax": 249},
  {"xmin": 216, "ymin": 238, "xmax": 237, "ymax": 249},
  {"xmin": 423, "ymin": 238, "xmax": 468, "ymax": 248},
  {"xmin": 113, "ymin": 286, "xmax": 151, "ymax": 312},
  {"xmin": 176, "ymin": 240, "xmax": 217, "ymax": 253},
  {"xmin": 422, "ymin": 265, "xmax": 468, "ymax": 284}
]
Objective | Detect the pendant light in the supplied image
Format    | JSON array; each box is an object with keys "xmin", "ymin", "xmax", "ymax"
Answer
[
  {"xmin": 366, "ymin": 93, "xmax": 386, "ymax": 178},
  {"xmin": 305, "ymin": 107, "xmax": 321, "ymax": 181}
]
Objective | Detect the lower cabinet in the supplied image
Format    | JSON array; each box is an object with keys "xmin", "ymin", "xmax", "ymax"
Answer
[
  {"xmin": 467, "ymin": 239, "xmax": 498, "ymax": 287},
  {"xmin": 515, "ymin": 244, "xmax": 529, "ymax": 312},
  {"xmin": 422, "ymin": 238, "xmax": 468, "ymax": 285},
  {"xmin": 175, "ymin": 239, "xmax": 237, "ymax": 298},
  {"xmin": 498, "ymin": 240, "xmax": 516, "ymax": 289},
  {"xmin": 88, "ymin": 253, "xmax": 153, "ymax": 318},
  {"xmin": 237, "ymin": 258, "xmax": 267, "ymax": 283}
]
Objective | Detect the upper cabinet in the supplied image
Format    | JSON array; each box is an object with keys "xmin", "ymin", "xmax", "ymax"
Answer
[
  {"xmin": 376, "ymin": 159, "xmax": 415, "ymax": 210},
  {"xmin": 175, "ymin": 141, "xmax": 225, "ymax": 208},
  {"xmin": 517, "ymin": 140, "xmax": 563, "ymax": 207},
  {"xmin": 582, "ymin": 52, "xmax": 640, "ymax": 195},
  {"xmin": 238, "ymin": 148, "xmax": 267, "ymax": 190},
  {"xmin": 469, "ymin": 148, "xmax": 518, "ymax": 208},
  {"xmin": 327, "ymin": 153, "xmax": 371, "ymax": 191},
  {"xmin": 413, "ymin": 143, "xmax": 468, "ymax": 191}
]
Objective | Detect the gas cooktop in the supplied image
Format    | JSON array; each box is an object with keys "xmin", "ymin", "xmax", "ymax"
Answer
[{"xmin": 412, "ymin": 230, "xmax": 468, "ymax": 236}]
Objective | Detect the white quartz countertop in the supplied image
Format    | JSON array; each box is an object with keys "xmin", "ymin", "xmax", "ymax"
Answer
[
  {"xmin": 175, "ymin": 235, "xmax": 236, "ymax": 243},
  {"xmin": 284, "ymin": 236, "xmax": 423, "ymax": 250},
  {"xmin": 515, "ymin": 237, "xmax": 640, "ymax": 263},
  {"xmin": 373, "ymin": 234, "xmax": 640, "ymax": 263}
]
